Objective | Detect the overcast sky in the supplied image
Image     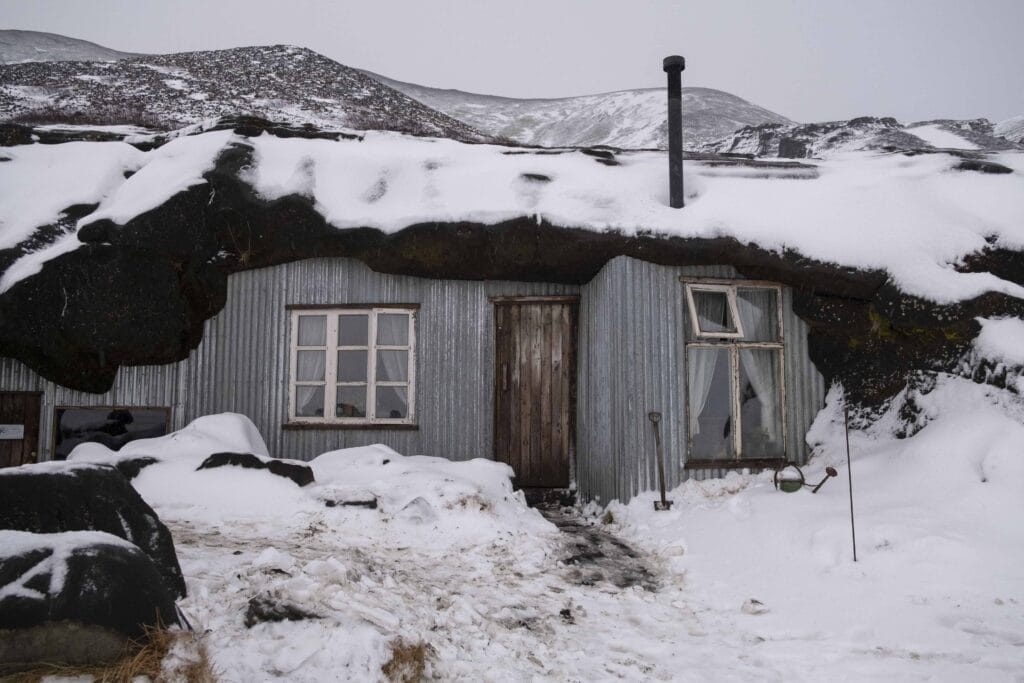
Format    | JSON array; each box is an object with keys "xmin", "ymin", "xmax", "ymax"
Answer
[{"xmin": 3, "ymin": 0, "xmax": 1023, "ymax": 123}]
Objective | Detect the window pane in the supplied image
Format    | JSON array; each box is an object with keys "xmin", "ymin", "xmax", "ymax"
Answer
[
  {"xmin": 54, "ymin": 407, "xmax": 167, "ymax": 461},
  {"xmin": 736, "ymin": 288, "xmax": 780, "ymax": 342},
  {"xmin": 295, "ymin": 385, "xmax": 324, "ymax": 417},
  {"xmin": 687, "ymin": 347, "xmax": 733, "ymax": 460},
  {"xmin": 338, "ymin": 314, "xmax": 369, "ymax": 346},
  {"xmin": 376, "ymin": 349, "xmax": 408, "ymax": 382},
  {"xmin": 296, "ymin": 350, "xmax": 326, "ymax": 381},
  {"xmin": 739, "ymin": 349, "xmax": 784, "ymax": 458},
  {"xmin": 336, "ymin": 386, "xmax": 367, "ymax": 418},
  {"xmin": 377, "ymin": 313, "xmax": 409, "ymax": 346},
  {"xmin": 297, "ymin": 315, "xmax": 326, "ymax": 346},
  {"xmin": 692, "ymin": 290, "xmax": 737, "ymax": 335},
  {"xmin": 375, "ymin": 386, "xmax": 408, "ymax": 419},
  {"xmin": 337, "ymin": 350, "xmax": 368, "ymax": 382}
]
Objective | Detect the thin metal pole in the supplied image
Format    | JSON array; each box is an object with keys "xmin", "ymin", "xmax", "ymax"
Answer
[{"xmin": 844, "ymin": 403, "xmax": 858, "ymax": 562}]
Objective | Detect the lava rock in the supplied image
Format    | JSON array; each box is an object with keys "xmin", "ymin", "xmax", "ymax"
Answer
[
  {"xmin": 197, "ymin": 451, "xmax": 315, "ymax": 487},
  {"xmin": 0, "ymin": 531, "xmax": 180, "ymax": 641},
  {"xmin": 0, "ymin": 463, "xmax": 186, "ymax": 598},
  {"xmin": 114, "ymin": 456, "xmax": 159, "ymax": 481}
]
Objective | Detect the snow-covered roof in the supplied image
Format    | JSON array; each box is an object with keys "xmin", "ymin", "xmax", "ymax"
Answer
[{"xmin": 1, "ymin": 125, "xmax": 1022, "ymax": 303}]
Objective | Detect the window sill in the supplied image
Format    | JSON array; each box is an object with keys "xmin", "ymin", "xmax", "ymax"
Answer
[
  {"xmin": 283, "ymin": 422, "xmax": 419, "ymax": 431},
  {"xmin": 684, "ymin": 457, "xmax": 786, "ymax": 470}
]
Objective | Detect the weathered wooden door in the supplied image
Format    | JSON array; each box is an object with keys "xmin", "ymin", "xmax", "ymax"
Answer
[
  {"xmin": 0, "ymin": 392, "xmax": 41, "ymax": 468},
  {"xmin": 494, "ymin": 298, "xmax": 577, "ymax": 488}
]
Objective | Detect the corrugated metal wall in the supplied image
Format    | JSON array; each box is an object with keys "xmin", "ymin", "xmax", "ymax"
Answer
[
  {"xmin": 577, "ymin": 256, "xmax": 826, "ymax": 505},
  {"xmin": 0, "ymin": 257, "xmax": 576, "ymax": 462},
  {"xmin": 1, "ymin": 254, "xmax": 824, "ymax": 504}
]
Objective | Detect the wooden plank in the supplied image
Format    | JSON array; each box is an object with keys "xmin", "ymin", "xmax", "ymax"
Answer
[
  {"xmin": 493, "ymin": 304, "xmax": 507, "ymax": 465},
  {"xmin": 530, "ymin": 305, "xmax": 544, "ymax": 485},
  {"xmin": 22, "ymin": 394, "xmax": 40, "ymax": 465},
  {"xmin": 565, "ymin": 304, "xmax": 578, "ymax": 466},
  {"xmin": 518, "ymin": 304, "xmax": 531, "ymax": 484},
  {"xmin": 539, "ymin": 304, "xmax": 553, "ymax": 484}
]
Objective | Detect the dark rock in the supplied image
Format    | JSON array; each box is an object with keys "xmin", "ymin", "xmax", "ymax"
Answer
[
  {"xmin": 0, "ymin": 463, "xmax": 186, "ymax": 598},
  {"xmin": 777, "ymin": 137, "xmax": 808, "ymax": 159},
  {"xmin": 114, "ymin": 456, "xmax": 159, "ymax": 481},
  {"xmin": 244, "ymin": 595, "xmax": 318, "ymax": 628},
  {"xmin": 267, "ymin": 459, "xmax": 315, "ymax": 487},
  {"xmin": 520, "ymin": 173, "xmax": 552, "ymax": 183},
  {"xmin": 953, "ymin": 159, "xmax": 1013, "ymax": 174},
  {"xmin": 0, "ymin": 534, "xmax": 180, "ymax": 639},
  {"xmin": 197, "ymin": 452, "xmax": 315, "ymax": 487}
]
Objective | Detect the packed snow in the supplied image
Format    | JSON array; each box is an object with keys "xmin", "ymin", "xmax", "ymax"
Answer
[
  {"xmin": 974, "ymin": 316, "xmax": 1024, "ymax": 367},
  {"xmin": 1, "ymin": 128, "xmax": 1023, "ymax": 305},
  {"xmin": 904, "ymin": 123, "xmax": 981, "ymax": 150}
]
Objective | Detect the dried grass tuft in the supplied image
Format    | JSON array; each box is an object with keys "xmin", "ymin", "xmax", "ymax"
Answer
[
  {"xmin": 381, "ymin": 637, "xmax": 433, "ymax": 683},
  {"xmin": 1, "ymin": 623, "xmax": 217, "ymax": 683}
]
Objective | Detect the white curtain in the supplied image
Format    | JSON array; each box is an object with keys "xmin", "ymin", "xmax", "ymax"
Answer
[
  {"xmin": 735, "ymin": 289, "xmax": 776, "ymax": 341},
  {"xmin": 739, "ymin": 348, "xmax": 779, "ymax": 443},
  {"xmin": 687, "ymin": 347, "xmax": 721, "ymax": 436},
  {"xmin": 693, "ymin": 290, "xmax": 731, "ymax": 333},
  {"xmin": 296, "ymin": 350, "xmax": 326, "ymax": 381},
  {"xmin": 298, "ymin": 315, "xmax": 326, "ymax": 346},
  {"xmin": 376, "ymin": 314, "xmax": 409, "ymax": 346},
  {"xmin": 376, "ymin": 350, "xmax": 408, "ymax": 382}
]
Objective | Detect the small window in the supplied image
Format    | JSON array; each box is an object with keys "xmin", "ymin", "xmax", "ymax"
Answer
[
  {"xmin": 684, "ymin": 281, "xmax": 785, "ymax": 467},
  {"xmin": 289, "ymin": 307, "xmax": 416, "ymax": 425},
  {"xmin": 53, "ymin": 407, "xmax": 170, "ymax": 460}
]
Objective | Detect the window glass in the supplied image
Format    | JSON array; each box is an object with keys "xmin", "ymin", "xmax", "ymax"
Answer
[
  {"xmin": 687, "ymin": 347, "xmax": 733, "ymax": 460},
  {"xmin": 298, "ymin": 315, "xmax": 326, "ymax": 346},
  {"xmin": 377, "ymin": 314, "xmax": 409, "ymax": 346},
  {"xmin": 376, "ymin": 350, "xmax": 409, "ymax": 382},
  {"xmin": 339, "ymin": 314, "xmax": 369, "ymax": 346},
  {"xmin": 296, "ymin": 350, "xmax": 326, "ymax": 381},
  {"xmin": 738, "ymin": 349, "xmax": 785, "ymax": 458},
  {"xmin": 336, "ymin": 386, "xmax": 367, "ymax": 418},
  {"xmin": 53, "ymin": 407, "xmax": 168, "ymax": 461},
  {"xmin": 295, "ymin": 386, "xmax": 324, "ymax": 417},
  {"xmin": 337, "ymin": 350, "xmax": 368, "ymax": 382},
  {"xmin": 692, "ymin": 290, "xmax": 737, "ymax": 335},
  {"xmin": 736, "ymin": 288, "xmax": 780, "ymax": 342},
  {"xmin": 376, "ymin": 386, "xmax": 408, "ymax": 420}
]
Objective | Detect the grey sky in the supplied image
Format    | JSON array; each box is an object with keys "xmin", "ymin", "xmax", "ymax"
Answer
[{"xmin": 3, "ymin": 0, "xmax": 1022, "ymax": 123}]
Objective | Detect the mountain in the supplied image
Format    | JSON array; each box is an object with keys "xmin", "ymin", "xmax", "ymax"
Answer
[
  {"xmin": 709, "ymin": 116, "xmax": 1022, "ymax": 158},
  {"xmin": 995, "ymin": 115, "xmax": 1024, "ymax": 144},
  {"xmin": 0, "ymin": 44, "xmax": 492, "ymax": 142},
  {"xmin": 0, "ymin": 29, "xmax": 138, "ymax": 63},
  {"xmin": 365, "ymin": 71, "xmax": 792, "ymax": 150}
]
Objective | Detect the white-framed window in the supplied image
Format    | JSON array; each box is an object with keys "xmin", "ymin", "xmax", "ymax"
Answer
[
  {"xmin": 288, "ymin": 307, "xmax": 416, "ymax": 425},
  {"xmin": 683, "ymin": 281, "xmax": 786, "ymax": 466}
]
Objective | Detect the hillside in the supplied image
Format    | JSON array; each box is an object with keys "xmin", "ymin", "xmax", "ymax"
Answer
[
  {"xmin": 366, "ymin": 71, "xmax": 792, "ymax": 150},
  {"xmin": 996, "ymin": 115, "xmax": 1024, "ymax": 143},
  {"xmin": 709, "ymin": 116, "xmax": 1022, "ymax": 158},
  {"xmin": 0, "ymin": 29, "xmax": 137, "ymax": 63},
  {"xmin": 0, "ymin": 44, "xmax": 492, "ymax": 142}
]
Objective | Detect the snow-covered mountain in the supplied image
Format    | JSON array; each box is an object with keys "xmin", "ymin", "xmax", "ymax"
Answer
[
  {"xmin": 0, "ymin": 29, "xmax": 138, "ymax": 63},
  {"xmin": 995, "ymin": 115, "xmax": 1024, "ymax": 144},
  {"xmin": 710, "ymin": 116, "xmax": 1022, "ymax": 158},
  {"xmin": 0, "ymin": 44, "xmax": 492, "ymax": 142},
  {"xmin": 365, "ymin": 71, "xmax": 792, "ymax": 150}
]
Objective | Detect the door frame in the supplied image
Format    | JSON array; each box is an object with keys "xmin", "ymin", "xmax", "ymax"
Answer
[
  {"xmin": 491, "ymin": 295, "xmax": 579, "ymax": 488},
  {"xmin": 0, "ymin": 390, "xmax": 43, "ymax": 467}
]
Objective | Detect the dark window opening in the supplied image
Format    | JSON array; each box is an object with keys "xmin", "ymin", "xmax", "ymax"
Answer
[{"xmin": 53, "ymin": 407, "xmax": 170, "ymax": 460}]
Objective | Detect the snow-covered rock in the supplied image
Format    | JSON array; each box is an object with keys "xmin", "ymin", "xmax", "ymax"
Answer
[{"xmin": 995, "ymin": 114, "xmax": 1024, "ymax": 144}]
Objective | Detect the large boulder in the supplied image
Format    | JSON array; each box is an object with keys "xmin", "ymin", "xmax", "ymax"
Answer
[
  {"xmin": 0, "ymin": 462, "xmax": 185, "ymax": 598},
  {"xmin": 0, "ymin": 530, "xmax": 180, "ymax": 672}
]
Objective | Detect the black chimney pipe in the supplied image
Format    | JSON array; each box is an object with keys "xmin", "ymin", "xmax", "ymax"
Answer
[{"xmin": 663, "ymin": 55, "xmax": 686, "ymax": 208}]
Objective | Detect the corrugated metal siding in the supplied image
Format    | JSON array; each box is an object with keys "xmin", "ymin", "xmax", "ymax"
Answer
[
  {"xmin": 1, "ymin": 257, "xmax": 576, "ymax": 463},
  {"xmin": 576, "ymin": 256, "xmax": 826, "ymax": 504}
]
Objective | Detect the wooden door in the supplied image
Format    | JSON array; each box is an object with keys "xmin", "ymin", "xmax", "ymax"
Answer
[
  {"xmin": 0, "ymin": 392, "xmax": 41, "ymax": 468},
  {"xmin": 494, "ymin": 298, "xmax": 577, "ymax": 488}
]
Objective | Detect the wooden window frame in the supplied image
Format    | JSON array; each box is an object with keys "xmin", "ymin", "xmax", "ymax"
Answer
[
  {"xmin": 287, "ymin": 306, "xmax": 417, "ymax": 427},
  {"xmin": 682, "ymin": 280, "xmax": 787, "ymax": 469}
]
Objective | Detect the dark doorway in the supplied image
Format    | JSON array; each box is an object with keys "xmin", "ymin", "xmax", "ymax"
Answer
[
  {"xmin": 493, "ymin": 297, "xmax": 577, "ymax": 489},
  {"xmin": 0, "ymin": 392, "xmax": 41, "ymax": 468}
]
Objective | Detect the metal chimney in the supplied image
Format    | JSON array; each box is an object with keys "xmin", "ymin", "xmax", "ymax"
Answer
[{"xmin": 663, "ymin": 55, "xmax": 686, "ymax": 208}]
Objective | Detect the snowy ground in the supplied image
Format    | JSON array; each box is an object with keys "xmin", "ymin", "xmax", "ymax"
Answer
[{"xmin": 55, "ymin": 319, "xmax": 1024, "ymax": 681}]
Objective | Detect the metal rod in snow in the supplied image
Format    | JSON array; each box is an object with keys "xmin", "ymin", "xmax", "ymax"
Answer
[
  {"xmin": 648, "ymin": 412, "xmax": 672, "ymax": 511},
  {"xmin": 844, "ymin": 402, "xmax": 858, "ymax": 562},
  {"xmin": 663, "ymin": 55, "xmax": 686, "ymax": 208}
]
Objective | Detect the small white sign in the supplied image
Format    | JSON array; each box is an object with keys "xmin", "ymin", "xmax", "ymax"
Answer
[{"xmin": 0, "ymin": 424, "xmax": 25, "ymax": 440}]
